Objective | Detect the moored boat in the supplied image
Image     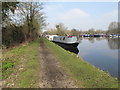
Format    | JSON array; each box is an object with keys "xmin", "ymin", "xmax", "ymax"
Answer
[
  {"xmin": 94, "ymin": 34, "xmax": 100, "ymax": 37},
  {"xmin": 52, "ymin": 35, "xmax": 79, "ymax": 47}
]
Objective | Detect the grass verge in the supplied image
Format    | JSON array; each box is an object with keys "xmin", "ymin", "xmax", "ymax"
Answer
[
  {"xmin": 43, "ymin": 38, "xmax": 118, "ymax": 88},
  {"xmin": 2, "ymin": 39, "xmax": 40, "ymax": 88}
]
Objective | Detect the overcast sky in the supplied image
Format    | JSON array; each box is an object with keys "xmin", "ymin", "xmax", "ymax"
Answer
[{"xmin": 43, "ymin": 2, "xmax": 118, "ymax": 30}]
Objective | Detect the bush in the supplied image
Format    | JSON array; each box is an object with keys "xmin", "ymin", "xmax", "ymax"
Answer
[{"xmin": 2, "ymin": 25, "xmax": 25, "ymax": 48}]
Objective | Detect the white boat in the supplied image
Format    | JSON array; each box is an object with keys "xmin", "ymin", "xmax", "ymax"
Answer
[
  {"xmin": 52, "ymin": 35, "xmax": 79, "ymax": 47},
  {"xmin": 109, "ymin": 34, "xmax": 120, "ymax": 38}
]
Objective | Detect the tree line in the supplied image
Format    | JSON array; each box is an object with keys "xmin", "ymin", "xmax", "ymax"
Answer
[
  {"xmin": 2, "ymin": 2, "xmax": 46, "ymax": 48},
  {"xmin": 44, "ymin": 22, "xmax": 119, "ymax": 36}
]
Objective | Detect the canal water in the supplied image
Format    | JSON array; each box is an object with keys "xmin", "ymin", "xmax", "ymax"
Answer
[
  {"xmin": 77, "ymin": 37, "xmax": 119, "ymax": 78},
  {"xmin": 55, "ymin": 37, "xmax": 119, "ymax": 78}
]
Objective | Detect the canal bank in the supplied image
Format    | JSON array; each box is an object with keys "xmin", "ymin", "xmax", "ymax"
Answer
[
  {"xmin": 2, "ymin": 39, "xmax": 41, "ymax": 88},
  {"xmin": 43, "ymin": 38, "xmax": 118, "ymax": 88},
  {"xmin": 2, "ymin": 38, "xmax": 118, "ymax": 88}
]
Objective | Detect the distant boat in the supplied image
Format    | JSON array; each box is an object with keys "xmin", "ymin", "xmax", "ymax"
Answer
[
  {"xmin": 94, "ymin": 34, "xmax": 100, "ymax": 37},
  {"xmin": 84, "ymin": 34, "xmax": 90, "ymax": 37},
  {"xmin": 108, "ymin": 34, "xmax": 120, "ymax": 38}
]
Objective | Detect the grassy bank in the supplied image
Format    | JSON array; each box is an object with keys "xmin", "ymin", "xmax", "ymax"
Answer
[
  {"xmin": 2, "ymin": 39, "xmax": 40, "ymax": 88},
  {"xmin": 43, "ymin": 38, "xmax": 118, "ymax": 88}
]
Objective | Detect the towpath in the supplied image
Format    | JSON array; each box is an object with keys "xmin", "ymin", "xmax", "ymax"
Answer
[{"xmin": 38, "ymin": 39, "xmax": 77, "ymax": 88}]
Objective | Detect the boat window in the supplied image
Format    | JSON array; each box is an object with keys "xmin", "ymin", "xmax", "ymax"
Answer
[
  {"xmin": 60, "ymin": 37, "xmax": 62, "ymax": 40},
  {"xmin": 63, "ymin": 37, "xmax": 65, "ymax": 40}
]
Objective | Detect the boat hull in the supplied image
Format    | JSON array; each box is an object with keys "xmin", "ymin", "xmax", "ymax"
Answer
[
  {"xmin": 53, "ymin": 41, "xmax": 79, "ymax": 53},
  {"xmin": 52, "ymin": 41, "xmax": 79, "ymax": 47}
]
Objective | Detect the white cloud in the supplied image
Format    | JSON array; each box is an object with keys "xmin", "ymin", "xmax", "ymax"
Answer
[
  {"xmin": 59, "ymin": 8, "xmax": 90, "ymax": 20},
  {"xmin": 57, "ymin": 9, "xmax": 117, "ymax": 30},
  {"xmin": 53, "ymin": 8, "xmax": 91, "ymax": 30},
  {"xmin": 45, "ymin": 4, "xmax": 64, "ymax": 12},
  {"xmin": 104, "ymin": 10, "xmax": 118, "ymax": 19},
  {"xmin": 92, "ymin": 10, "xmax": 118, "ymax": 30}
]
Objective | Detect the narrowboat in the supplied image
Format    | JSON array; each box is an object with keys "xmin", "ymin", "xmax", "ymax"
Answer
[{"xmin": 52, "ymin": 35, "xmax": 79, "ymax": 47}]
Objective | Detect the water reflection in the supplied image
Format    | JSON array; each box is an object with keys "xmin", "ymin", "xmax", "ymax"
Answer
[
  {"xmin": 106, "ymin": 38, "xmax": 120, "ymax": 49},
  {"xmin": 77, "ymin": 37, "xmax": 119, "ymax": 78},
  {"xmin": 96, "ymin": 37, "xmax": 105, "ymax": 41},
  {"xmin": 88, "ymin": 37, "xmax": 95, "ymax": 43},
  {"xmin": 80, "ymin": 37, "xmax": 120, "ymax": 49}
]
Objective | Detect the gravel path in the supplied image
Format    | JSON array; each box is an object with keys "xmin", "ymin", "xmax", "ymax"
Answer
[{"xmin": 38, "ymin": 40, "xmax": 78, "ymax": 88}]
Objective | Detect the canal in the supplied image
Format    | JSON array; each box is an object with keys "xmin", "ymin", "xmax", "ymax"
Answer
[
  {"xmin": 77, "ymin": 37, "xmax": 119, "ymax": 78},
  {"xmin": 55, "ymin": 37, "xmax": 119, "ymax": 78}
]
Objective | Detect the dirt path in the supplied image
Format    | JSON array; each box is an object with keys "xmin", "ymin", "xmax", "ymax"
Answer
[{"xmin": 38, "ymin": 40, "xmax": 77, "ymax": 88}]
